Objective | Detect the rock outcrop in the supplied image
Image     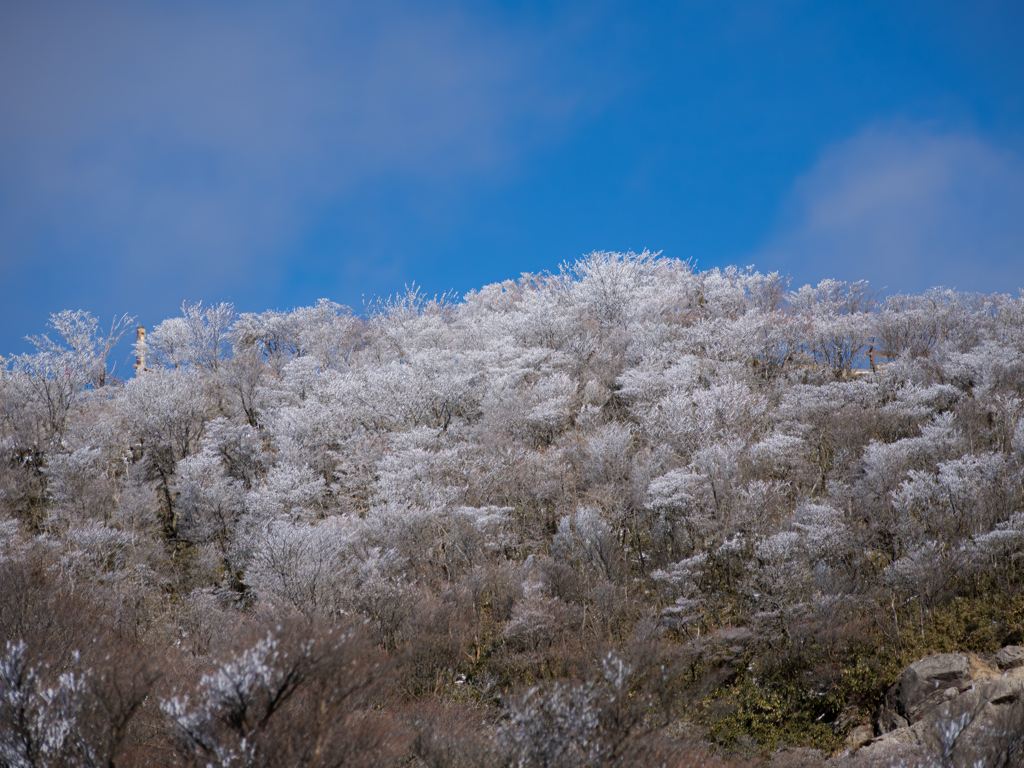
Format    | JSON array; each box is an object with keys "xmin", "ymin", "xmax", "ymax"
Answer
[
  {"xmin": 996, "ymin": 646, "xmax": 1024, "ymax": 672},
  {"xmin": 829, "ymin": 646, "xmax": 1024, "ymax": 767},
  {"xmin": 879, "ymin": 653, "xmax": 975, "ymax": 732}
]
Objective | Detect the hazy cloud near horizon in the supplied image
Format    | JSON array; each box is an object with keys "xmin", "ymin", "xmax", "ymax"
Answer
[{"xmin": 756, "ymin": 123, "xmax": 1024, "ymax": 295}]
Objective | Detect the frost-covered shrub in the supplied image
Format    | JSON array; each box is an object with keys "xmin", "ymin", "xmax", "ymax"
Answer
[
  {"xmin": 162, "ymin": 625, "xmax": 394, "ymax": 767},
  {"xmin": 247, "ymin": 463, "xmax": 327, "ymax": 522},
  {"xmin": 890, "ymin": 451, "xmax": 1021, "ymax": 546},
  {"xmin": 41, "ymin": 446, "xmax": 112, "ymax": 529},
  {"xmin": 245, "ymin": 516, "xmax": 357, "ymax": 616},
  {"xmin": 175, "ymin": 452, "xmax": 246, "ymax": 548},
  {"xmin": 551, "ymin": 507, "xmax": 618, "ymax": 579},
  {"xmin": 501, "ymin": 652, "xmax": 639, "ymax": 768},
  {"xmin": 0, "ymin": 639, "xmax": 155, "ymax": 768},
  {"xmin": 882, "ymin": 540, "xmax": 970, "ymax": 611},
  {"xmin": 59, "ymin": 522, "xmax": 135, "ymax": 579},
  {"xmin": 503, "ymin": 577, "xmax": 567, "ymax": 652},
  {"xmin": 118, "ymin": 368, "xmax": 210, "ymax": 467},
  {"xmin": 0, "ymin": 639, "xmax": 90, "ymax": 767}
]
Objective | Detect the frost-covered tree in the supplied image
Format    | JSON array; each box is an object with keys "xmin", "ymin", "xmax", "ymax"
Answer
[
  {"xmin": 147, "ymin": 301, "xmax": 236, "ymax": 372},
  {"xmin": 790, "ymin": 279, "xmax": 877, "ymax": 379},
  {"xmin": 2, "ymin": 311, "xmax": 134, "ymax": 443}
]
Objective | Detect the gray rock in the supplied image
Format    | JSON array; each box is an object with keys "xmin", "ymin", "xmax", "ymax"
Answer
[
  {"xmin": 767, "ymin": 747, "xmax": 827, "ymax": 767},
  {"xmin": 985, "ymin": 678, "xmax": 1022, "ymax": 706},
  {"xmin": 849, "ymin": 654, "xmax": 1024, "ymax": 768},
  {"xmin": 875, "ymin": 705, "xmax": 906, "ymax": 735},
  {"xmin": 844, "ymin": 724, "xmax": 873, "ymax": 750},
  {"xmin": 897, "ymin": 653, "xmax": 972, "ymax": 724},
  {"xmin": 826, "ymin": 735, "xmax": 922, "ymax": 768},
  {"xmin": 995, "ymin": 645, "xmax": 1024, "ymax": 670}
]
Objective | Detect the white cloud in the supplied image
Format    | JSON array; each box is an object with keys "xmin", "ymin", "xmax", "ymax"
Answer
[{"xmin": 756, "ymin": 122, "xmax": 1024, "ymax": 294}]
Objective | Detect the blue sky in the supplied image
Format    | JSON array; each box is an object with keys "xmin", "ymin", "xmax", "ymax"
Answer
[{"xmin": 2, "ymin": 1, "xmax": 1023, "ymax": 356}]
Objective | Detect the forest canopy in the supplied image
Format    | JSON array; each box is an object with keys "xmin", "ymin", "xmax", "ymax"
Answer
[{"xmin": 2, "ymin": 251, "xmax": 1023, "ymax": 766}]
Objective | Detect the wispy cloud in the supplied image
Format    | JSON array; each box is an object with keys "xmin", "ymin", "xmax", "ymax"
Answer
[
  {"xmin": 755, "ymin": 122, "xmax": 1024, "ymax": 294},
  {"xmin": 0, "ymin": 1, "xmax": 585, "ymax": 301}
]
